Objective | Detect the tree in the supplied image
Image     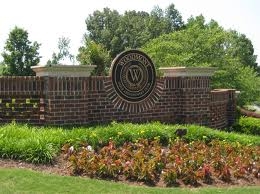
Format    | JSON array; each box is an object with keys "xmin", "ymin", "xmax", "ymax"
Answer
[
  {"xmin": 2, "ymin": 27, "xmax": 41, "ymax": 76},
  {"xmin": 85, "ymin": 8, "xmax": 122, "ymax": 58},
  {"xmin": 225, "ymin": 30, "xmax": 258, "ymax": 70},
  {"xmin": 143, "ymin": 16, "xmax": 225, "ymax": 68},
  {"xmin": 119, "ymin": 10, "xmax": 152, "ymax": 50},
  {"xmin": 212, "ymin": 62, "xmax": 260, "ymax": 106},
  {"xmin": 47, "ymin": 36, "xmax": 75, "ymax": 66},
  {"xmin": 149, "ymin": 6, "xmax": 170, "ymax": 38},
  {"xmin": 84, "ymin": 4, "xmax": 184, "ymax": 58},
  {"xmin": 142, "ymin": 15, "xmax": 259, "ymax": 105},
  {"xmin": 77, "ymin": 40, "xmax": 111, "ymax": 76},
  {"xmin": 165, "ymin": 3, "xmax": 184, "ymax": 31},
  {"xmin": 0, "ymin": 61, "xmax": 4, "ymax": 75}
]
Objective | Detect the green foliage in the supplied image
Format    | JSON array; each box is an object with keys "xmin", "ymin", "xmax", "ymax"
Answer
[
  {"xmin": 165, "ymin": 4, "xmax": 184, "ymax": 31},
  {"xmin": 85, "ymin": 4, "xmax": 184, "ymax": 58},
  {"xmin": 0, "ymin": 123, "xmax": 92, "ymax": 164},
  {"xmin": 47, "ymin": 36, "xmax": 75, "ymax": 66},
  {"xmin": 226, "ymin": 30, "xmax": 258, "ymax": 70},
  {"xmin": 0, "ymin": 124, "xmax": 61, "ymax": 163},
  {"xmin": 89, "ymin": 122, "xmax": 260, "ymax": 146},
  {"xmin": 142, "ymin": 15, "xmax": 259, "ymax": 105},
  {"xmin": 0, "ymin": 122, "xmax": 259, "ymax": 164},
  {"xmin": 212, "ymin": 64, "xmax": 260, "ymax": 106},
  {"xmin": 85, "ymin": 8, "xmax": 121, "ymax": 58},
  {"xmin": 1, "ymin": 26, "xmax": 41, "ymax": 76},
  {"xmin": 67, "ymin": 139, "xmax": 259, "ymax": 186},
  {"xmin": 143, "ymin": 16, "xmax": 225, "ymax": 68},
  {"xmin": 0, "ymin": 61, "xmax": 4, "ymax": 75},
  {"xmin": 233, "ymin": 117, "xmax": 260, "ymax": 135},
  {"xmin": 77, "ymin": 40, "xmax": 111, "ymax": 75}
]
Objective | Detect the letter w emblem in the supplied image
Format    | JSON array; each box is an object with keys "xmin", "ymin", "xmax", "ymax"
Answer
[{"xmin": 129, "ymin": 67, "xmax": 141, "ymax": 83}]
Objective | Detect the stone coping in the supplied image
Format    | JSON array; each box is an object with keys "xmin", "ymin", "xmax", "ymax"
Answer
[
  {"xmin": 211, "ymin": 89, "xmax": 236, "ymax": 92},
  {"xmin": 32, "ymin": 65, "xmax": 96, "ymax": 77},
  {"xmin": 159, "ymin": 67, "xmax": 217, "ymax": 77}
]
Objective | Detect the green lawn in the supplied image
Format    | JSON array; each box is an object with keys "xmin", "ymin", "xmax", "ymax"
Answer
[{"xmin": 0, "ymin": 168, "xmax": 259, "ymax": 194}]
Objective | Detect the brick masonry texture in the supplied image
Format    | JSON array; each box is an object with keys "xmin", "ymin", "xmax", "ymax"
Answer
[{"xmin": 0, "ymin": 76, "xmax": 236, "ymax": 128}]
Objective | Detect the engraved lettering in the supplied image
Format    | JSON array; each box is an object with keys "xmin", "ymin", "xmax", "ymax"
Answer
[{"xmin": 111, "ymin": 50, "xmax": 156, "ymax": 102}]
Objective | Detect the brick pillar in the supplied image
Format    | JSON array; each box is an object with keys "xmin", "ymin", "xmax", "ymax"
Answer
[
  {"xmin": 226, "ymin": 89, "xmax": 236, "ymax": 127},
  {"xmin": 177, "ymin": 77, "xmax": 211, "ymax": 126}
]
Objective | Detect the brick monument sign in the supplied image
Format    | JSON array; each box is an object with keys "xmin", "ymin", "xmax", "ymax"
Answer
[{"xmin": 0, "ymin": 50, "xmax": 236, "ymax": 128}]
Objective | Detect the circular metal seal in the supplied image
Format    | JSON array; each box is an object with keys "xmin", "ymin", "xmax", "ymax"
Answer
[{"xmin": 111, "ymin": 50, "xmax": 156, "ymax": 103}]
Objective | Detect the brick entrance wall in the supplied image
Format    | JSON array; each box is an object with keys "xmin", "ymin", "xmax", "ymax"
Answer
[
  {"xmin": 0, "ymin": 77, "xmax": 45, "ymax": 125},
  {"xmin": 0, "ymin": 76, "xmax": 236, "ymax": 128},
  {"xmin": 210, "ymin": 89, "xmax": 236, "ymax": 128}
]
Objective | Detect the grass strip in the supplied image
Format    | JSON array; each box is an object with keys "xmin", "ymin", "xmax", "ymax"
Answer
[{"xmin": 0, "ymin": 168, "xmax": 260, "ymax": 194}]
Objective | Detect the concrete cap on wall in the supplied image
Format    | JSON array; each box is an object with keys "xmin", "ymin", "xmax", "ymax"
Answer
[
  {"xmin": 31, "ymin": 65, "xmax": 96, "ymax": 77},
  {"xmin": 159, "ymin": 67, "xmax": 217, "ymax": 77}
]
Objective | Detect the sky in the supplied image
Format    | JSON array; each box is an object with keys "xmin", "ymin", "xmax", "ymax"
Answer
[{"xmin": 0, "ymin": 0, "xmax": 259, "ymax": 65}]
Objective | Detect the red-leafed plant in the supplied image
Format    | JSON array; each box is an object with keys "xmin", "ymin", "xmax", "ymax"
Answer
[{"xmin": 65, "ymin": 139, "xmax": 260, "ymax": 187}]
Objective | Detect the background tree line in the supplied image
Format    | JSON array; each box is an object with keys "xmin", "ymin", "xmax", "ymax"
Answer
[
  {"xmin": 0, "ymin": 3, "xmax": 259, "ymax": 105},
  {"xmin": 77, "ymin": 4, "xmax": 184, "ymax": 75},
  {"xmin": 142, "ymin": 15, "xmax": 260, "ymax": 105}
]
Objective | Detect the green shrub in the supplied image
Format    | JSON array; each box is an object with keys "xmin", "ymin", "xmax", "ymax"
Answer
[
  {"xmin": 0, "ymin": 122, "xmax": 259, "ymax": 164},
  {"xmin": 0, "ymin": 124, "xmax": 60, "ymax": 163},
  {"xmin": 233, "ymin": 117, "xmax": 260, "ymax": 136}
]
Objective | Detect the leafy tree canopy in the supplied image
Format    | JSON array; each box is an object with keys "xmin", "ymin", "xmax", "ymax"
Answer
[
  {"xmin": 142, "ymin": 15, "xmax": 259, "ymax": 105},
  {"xmin": 77, "ymin": 40, "xmax": 111, "ymax": 76},
  {"xmin": 2, "ymin": 26, "xmax": 41, "ymax": 76},
  {"xmin": 85, "ymin": 4, "xmax": 184, "ymax": 58},
  {"xmin": 0, "ymin": 61, "xmax": 4, "ymax": 75},
  {"xmin": 47, "ymin": 36, "xmax": 75, "ymax": 66}
]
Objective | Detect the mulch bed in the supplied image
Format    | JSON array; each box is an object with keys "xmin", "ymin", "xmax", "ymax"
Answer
[{"xmin": 0, "ymin": 155, "xmax": 70, "ymax": 176}]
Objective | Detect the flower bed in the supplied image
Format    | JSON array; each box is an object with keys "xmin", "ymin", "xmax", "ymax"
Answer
[{"xmin": 65, "ymin": 139, "xmax": 260, "ymax": 187}]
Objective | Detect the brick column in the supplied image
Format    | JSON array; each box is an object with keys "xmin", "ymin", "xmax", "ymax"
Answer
[
  {"xmin": 226, "ymin": 89, "xmax": 236, "ymax": 127},
  {"xmin": 177, "ymin": 77, "xmax": 211, "ymax": 126},
  {"xmin": 159, "ymin": 67, "xmax": 215, "ymax": 126}
]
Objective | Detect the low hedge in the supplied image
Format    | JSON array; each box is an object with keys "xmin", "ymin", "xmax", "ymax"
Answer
[
  {"xmin": 233, "ymin": 117, "xmax": 260, "ymax": 136},
  {"xmin": 0, "ymin": 122, "xmax": 260, "ymax": 164}
]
